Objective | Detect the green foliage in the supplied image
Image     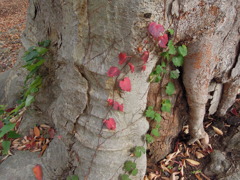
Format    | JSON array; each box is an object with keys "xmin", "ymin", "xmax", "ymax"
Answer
[
  {"xmin": 178, "ymin": 45, "xmax": 188, "ymax": 57},
  {"xmin": 120, "ymin": 174, "xmax": 131, "ymax": 180},
  {"xmin": 170, "ymin": 69, "xmax": 180, "ymax": 79},
  {"xmin": 0, "ymin": 40, "xmax": 50, "ymax": 155},
  {"xmin": 145, "ymin": 106, "xmax": 155, "ymax": 119},
  {"xmin": 151, "ymin": 128, "xmax": 160, "ymax": 137},
  {"xmin": 0, "ymin": 123, "xmax": 15, "ymax": 138},
  {"xmin": 161, "ymin": 99, "xmax": 172, "ymax": 113},
  {"xmin": 133, "ymin": 146, "xmax": 146, "ymax": 158},
  {"xmin": 2, "ymin": 141, "xmax": 11, "ymax": 155},
  {"xmin": 168, "ymin": 29, "xmax": 174, "ymax": 35},
  {"xmin": 66, "ymin": 175, "xmax": 79, "ymax": 180},
  {"xmin": 149, "ymin": 62, "xmax": 167, "ymax": 83},
  {"xmin": 166, "ymin": 82, "xmax": 175, "ymax": 96},
  {"xmin": 146, "ymin": 134, "xmax": 154, "ymax": 143},
  {"xmin": 172, "ymin": 55, "xmax": 184, "ymax": 67}
]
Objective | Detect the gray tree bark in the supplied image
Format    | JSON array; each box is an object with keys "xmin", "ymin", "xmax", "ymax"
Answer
[{"xmin": 0, "ymin": 0, "xmax": 239, "ymax": 180}]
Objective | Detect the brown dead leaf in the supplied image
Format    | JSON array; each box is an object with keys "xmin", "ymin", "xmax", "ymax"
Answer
[
  {"xmin": 161, "ymin": 162, "xmax": 171, "ymax": 173},
  {"xmin": 34, "ymin": 126, "xmax": 41, "ymax": 137},
  {"xmin": 195, "ymin": 174, "xmax": 203, "ymax": 180},
  {"xmin": 148, "ymin": 172, "xmax": 160, "ymax": 180},
  {"xmin": 170, "ymin": 172, "xmax": 180, "ymax": 180},
  {"xmin": 161, "ymin": 177, "xmax": 170, "ymax": 180},
  {"xmin": 212, "ymin": 126, "xmax": 223, "ymax": 136},
  {"xmin": 186, "ymin": 159, "xmax": 200, "ymax": 166},
  {"xmin": 39, "ymin": 144, "xmax": 48, "ymax": 157},
  {"xmin": 195, "ymin": 151, "xmax": 205, "ymax": 159},
  {"xmin": 184, "ymin": 148, "xmax": 190, "ymax": 157},
  {"xmin": 144, "ymin": 175, "xmax": 150, "ymax": 180}
]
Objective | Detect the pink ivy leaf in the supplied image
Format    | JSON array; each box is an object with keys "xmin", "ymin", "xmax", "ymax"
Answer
[
  {"xmin": 107, "ymin": 66, "xmax": 121, "ymax": 77},
  {"xmin": 141, "ymin": 51, "xmax": 149, "ymax": 63},
  {"xmin": 107, "ymin": 99, "xmax": 114, "ymax": 106},
  {"xmin": 113, "ymin": 101, "xmax": 120, "ymax": 110},
  {"xmin": 148, "ymin": 22, "xmax": 165, "ymax": 38},
  {"xmin": 128, "ymin": 63, "xmax": 135, "ymax": 73},
  {"xmin": 119, "ymin": 77, "xmax": 131, "ymax": 92},
  {"xmin": 142, "ymin": 65, "xmax": 146, "ymax": 71},
  {"xmin": 118, "ymin": 53, "xmax": 128, "ymax": 65},
  {"xmin": 103, "ymin": 118, "xmax": 116, "ymax": 130},
  {"xmin": 158, "ymin": 34, "xmax": 168, "ymax": 48},
  {"xmin": 118, "ymin": 104, "xmax": 124, "ymax": 112}
]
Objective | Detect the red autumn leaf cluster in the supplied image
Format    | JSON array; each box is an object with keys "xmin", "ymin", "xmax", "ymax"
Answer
[
  {"xmin": 128, "ymin": 63, "xmax": 135, "ymax": 73},
  {"xmin": 148, "ymin": 22, "xmax": 168, "ymax": 48},
  {"xmin": 118, "ymin": 52, "xmax": 128, "ymax": 65},
  {"xmin": 103, "ymin": 118, "xmax": 116, "ymax": 130},
  {"xmin": 107, "ymin": 99, "xmax": 124, "ymax": 112},
  {"xmin": 12, "ymin": 124, "xmax": 55, "ymax": 157}
]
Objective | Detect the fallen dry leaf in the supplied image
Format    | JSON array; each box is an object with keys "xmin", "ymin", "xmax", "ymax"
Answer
[
  {"xmin": 186, "ymin": 159, "xmax": 200, "ymax": 166},
  {"xmin": 212, "ymin": 126, "xmax": 223, "ymax": 136},
  {"xmin": 34, "ymin": 126, "xmax": 41, "ymax": 137},
  {"xmin": 195, "ymin": 151, "xmax": 205, "ymax": 159},
  {"xmin": 144, "ymin": 175, "xmax": 150, "ymax": 180},
  {"xmin": 32, "ymin": 164, "xmax": 43, "ymax": 180},
  {"xmin": 148, "ymin": 172, "xmax": 160, "ymax": 180},
  {"xmin": 170, "ymin": 172, "xmax": 180, "ymax": 180}
]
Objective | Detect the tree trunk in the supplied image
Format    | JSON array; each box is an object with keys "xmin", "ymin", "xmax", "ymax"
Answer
[{"xmin": 0, "ymin": 0, "xmax": 239, "ymax": 180}]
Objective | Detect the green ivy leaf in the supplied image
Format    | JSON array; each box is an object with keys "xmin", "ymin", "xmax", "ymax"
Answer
[
  {"xmin": 22, "ymin": 50, "xmax": 39, "ymax": 62},
  {"xmin": 154, "ymin": 75, "xmax": 162, "ymax": 83},
  {"xmin": 168, "ymin": 29, "xmax": 174, "ymax": 35},
  {"xmin": 155, "ymin": 65, "xmax": 164, "ymax": 74},
  {"xmin": 154, "ymin": 113, "xmax": 162, "ymax": 123},
  {"xmin": 155, "ymin": 124, "xmax": 160, "ymax": 129},
  {"xmin": 170, "ymin": 69, "xmax": 180, "ymax": 79},
  {"xmin": 123, "ymin": 161, "xmax": 136, "ymax": 172},
  {"xmin": 35, "ymin": 47, "xmax": 48, "ymax": 56},
  {"xmin": 146, "ymin": 134, "xmax": 154, "ymax": 143},
  {"xmin": 134, "ymin": 146, "xmax": 146, "ymax": 157},
  {"xmin": 2, "ymin": 141, "xmax": 11, "ymax": 155},
  {"xmin": 66, "ymin": 175, "xmax": 79, "ymax": 180},
  {"xmin": 161, "ymin": 99, "xmax": 172, "ymax": 113},
  {"xmin": 38, "ymin": 40, "xmax": 51, "ymax": 48},
  {"xmin": 7, "ymin": 131, "xmax": 22, "ymax": 138},
  {"xmin": 25, "ymin": 95, "xmax": 35, "ymax": 107},
  {"xmin": 178, "ymin": 45, "xmax": 188, "ymax": 57},
  {"xmin": 120, "ymin": 174, "xmax": 131, "ymax": 180},
  {"xmin": 168, "ymin": 40, "xmax": 176, "ymax": 55},
  {"xmin": 160, "ymin": 52, "xmax": 170, "ymax": 61},
  {"xmin": 151, "ymin": 128, "xmax": 160, "ymax": 137},
  {"xmin": 166, "ymin": 82, "xmax": 175, "ymax": 96},
  {"xmin": 172, "ymin": 56, "xmax": 184, "ymax": 67},
  {"xmin": 131, "ymin": 168, "xmax": 138, "ymax": 176},
  {"xmin": 0, "ymin": 123, "xmax": 15, "ymax": 138},
  {"xmin": 145, "ymin": 106, "xmax": 155, "ymax": 119}
]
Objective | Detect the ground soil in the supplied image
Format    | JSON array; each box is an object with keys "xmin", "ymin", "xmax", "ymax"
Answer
[
  {"xmin": 1, "ymin": 1, "xmax": 239, "ymax": 180},
  {"xmin": 0, "ymin": 0, "xmax": 28, "ymax": 72}
]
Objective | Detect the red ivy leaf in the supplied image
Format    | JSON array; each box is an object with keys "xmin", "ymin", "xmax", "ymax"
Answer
[
  {"xmin": 142, "ymin": 65, "xmax": 146, "ymax": 71},
  {"xmin": 141, "ymin": 51, "xmax": 149, "ymax": 63},
  {"xmin": 103, "ymin": 118, "xmax": 116, "ymax": 130},
  {"xmin": 107, "ymin": 99, "xmax": 124, "ymax": 112},
  {"xmin": 107, "ymin": 99, "xmax": 114, "ymax": 106},
  {"xmin": 128, "ymin": 63, "xmax": 135, "ymax": 73},
  {"xmin": 32, "ymin": 164, "xmax": 43, "ymax": 180},
  {"xmin": 118, "ymin": 104, "xmax": 124, "ymax": 112},
  {"xmin": 107, "ymin": 66, "xmax": 121, "ymax": 77},
  {"xmin": 118, "ymin": 53, "xmax": 128, "ymax": 65},
  {"xmin": 148, "ymin": 22, "xmax": 164, "ymax": 38},
  {"xmin": 119, "ymin": 77, "xmax": 131, "ymax": 92},
  {"xmin": 158, "ymin": 34, "xmax": 168, "ymax": 48}
]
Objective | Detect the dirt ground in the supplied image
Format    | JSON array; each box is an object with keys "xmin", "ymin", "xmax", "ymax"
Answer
[
  {"xmin": 1, "ymin": 1, "xmax": 239, "ymax": 180},
  {"xmin": 0, "ymin": 0, "xmax": 28, "ymax": 72}
]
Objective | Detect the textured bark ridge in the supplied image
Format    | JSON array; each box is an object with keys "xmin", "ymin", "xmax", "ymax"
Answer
[{"xmin": 0, "ymin": 0, "xmax": 239, "ymax": 180}]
